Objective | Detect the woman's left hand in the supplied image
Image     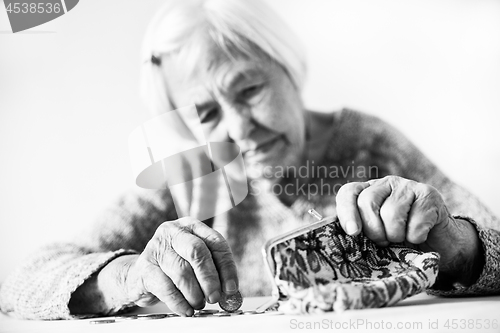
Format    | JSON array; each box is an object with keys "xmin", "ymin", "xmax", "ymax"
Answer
[{"xmin": 336, "ymin": 175, "xmax": 483, "ymax": 287}]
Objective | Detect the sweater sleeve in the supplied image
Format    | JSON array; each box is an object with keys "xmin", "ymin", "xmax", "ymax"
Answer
[
  {"xmin": 0, "ymin": 187, "xmax": 178, "ymax": 320},
  {"xmin": 427, "ymin": 220, "xmax": 500, "ymax": 296},
  {"xmin": 339, "ymin": 109, "xmax": 500, "ymax": 296}
]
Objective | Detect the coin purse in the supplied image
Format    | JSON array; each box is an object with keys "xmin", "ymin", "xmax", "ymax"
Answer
[{"xmin": 259, "ymin": 216, "xmax": 440, "ymax": 314}]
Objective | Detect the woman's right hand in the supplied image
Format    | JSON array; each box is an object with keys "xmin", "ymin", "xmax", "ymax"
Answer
[{"xmin": 122, "ymin": 217, "xmax": 239, "ymax": 316}]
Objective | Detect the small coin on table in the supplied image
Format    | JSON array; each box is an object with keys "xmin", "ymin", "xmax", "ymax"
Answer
[
  {"xmin": 89, "ymin": 319, "xmax": 115, "ymax": 324},
  {"xmin": 136, "ymin": 313, "xmax": 169, "ymax": 320}
]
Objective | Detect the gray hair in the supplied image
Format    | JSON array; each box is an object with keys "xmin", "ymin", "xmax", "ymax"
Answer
[{"xmin": 141, "ymin": 0, "xmax": 307, "ymax": 114}]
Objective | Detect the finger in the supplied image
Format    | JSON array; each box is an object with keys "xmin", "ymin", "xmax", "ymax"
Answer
[
  {"xmin": 356, "ymin": 182, "xmax": 391, "ymax": 245},
  {"xmin": 336, "ymin": 182, "xmax": 370, "ymax": 236},
  {"xmin": 379, "ymin": 184, "xmax": 415, "ymax": 243},
  {"xmin": 142, "ymin": 264, "xmax": 194, "ymax": 317},
  {"xmin": 149, "ymin": 223, "xmax": 206, "ymax": 308},
  {"xmin": 186, "ymin": 219, "xmax": 239, "ymax": 295},
  {"xmin": 169, "ymin": 221, "xmax": 222, "ymax": 303},
  {"xmin": 159, "ymin": 250, "xmax": 206, "ymax": 310},
  {"xmin": 406, "ymin": 184, "xmax": 444, "ymax": 244}
]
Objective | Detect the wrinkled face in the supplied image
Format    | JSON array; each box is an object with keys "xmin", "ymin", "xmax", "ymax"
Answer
[{"xmin": 161, "ymin": 42, "xmax": 306, "ymax": 181}]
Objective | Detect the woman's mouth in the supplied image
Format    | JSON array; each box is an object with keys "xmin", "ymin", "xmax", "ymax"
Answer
[
  {"xmin": 255, "ymin": 136, "xmax": 282, "ymax": 152},
  {"xmin": 244, "ymin": 136, "xmax": 285, "ymax": 164}
]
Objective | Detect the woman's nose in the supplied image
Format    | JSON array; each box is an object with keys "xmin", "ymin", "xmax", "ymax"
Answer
[{"xmin": 221, "ymin": 104, "xmax": 255, "ymax": 143}]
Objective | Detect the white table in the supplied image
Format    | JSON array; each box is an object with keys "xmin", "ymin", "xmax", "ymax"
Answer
[{"xmin": 1, "ymin": 293, "xmax": 499, "ymax": 333}]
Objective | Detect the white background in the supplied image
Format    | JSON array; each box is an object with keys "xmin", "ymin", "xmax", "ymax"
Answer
[{"xmin": 0, "ymin": 0, "xmax": 499, "ymax": 282}]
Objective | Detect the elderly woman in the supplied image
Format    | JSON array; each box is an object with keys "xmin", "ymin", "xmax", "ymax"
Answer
[{"xmin": 1, "ymin": 0, "xmax": 499, "ymax": 320}]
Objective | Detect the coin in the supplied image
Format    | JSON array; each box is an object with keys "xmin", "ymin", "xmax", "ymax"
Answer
[
  {"xmin": 213, "ymin": 312, "xmax": 231, "ymax": 317},
  {"xmin": 218, "ymin": 291, "xmax": 243, "ymax": 312},
  {"xmin": 89, "ymin": 319, "xmax": 115, "ymax": 324},
  {"xmin": 136, "ymin": 313, "xmax": 169, "ymax": 320},
  {"xmin": 212, "ymin": 310, "xmax": 242, "ymax": 317}
]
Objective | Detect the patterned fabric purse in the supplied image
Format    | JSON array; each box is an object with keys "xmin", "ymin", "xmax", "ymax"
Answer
[{"xmin": 259, "ymin": 215, "xmax": 440, "ymax": 314}]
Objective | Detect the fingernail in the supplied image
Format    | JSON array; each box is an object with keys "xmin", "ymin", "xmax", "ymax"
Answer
[
  {"xmin": 185, "ymin": 308, "xmax": 194, "ymax": 317},
  {"xmin": 346, "ymin": 222, "xmax": 358, "ymax": 235},
  {"xmin": 224, "ymin": 280, "xmax": 237, "ymax": 294},
  {"xmin": 208, "ymin": 290, "xmax": 220, "ymax": 303}
]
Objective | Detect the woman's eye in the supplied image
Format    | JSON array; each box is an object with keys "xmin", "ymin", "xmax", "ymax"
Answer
[
  {"xmin": 239, "ymin": 84, "xmax": 263, "ymax": 100},
  {"xmin": 200, "ymin": 108, "xmax": 219, "ymax": 123}
]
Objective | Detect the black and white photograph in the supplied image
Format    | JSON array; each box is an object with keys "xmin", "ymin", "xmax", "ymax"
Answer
[{"xmin": 1, "ymin": 0, "xmax": 499, "ymax": 332}]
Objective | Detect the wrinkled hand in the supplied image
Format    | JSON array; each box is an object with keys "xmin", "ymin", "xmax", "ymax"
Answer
[
  {"xmin": 124, "ymin": 217, "xmax": 238, "ymax": 316},
  {"xmin": 336, "ymin": 175, "xmax": 483, "ymax": 287}
]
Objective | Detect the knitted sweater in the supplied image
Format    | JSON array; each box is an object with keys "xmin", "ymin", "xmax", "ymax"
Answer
[{"xmin": 1, "ymin": 109, "xmax": 499, "ymax": 320}]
